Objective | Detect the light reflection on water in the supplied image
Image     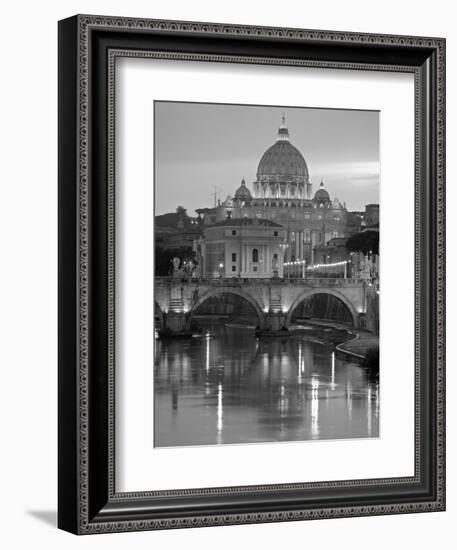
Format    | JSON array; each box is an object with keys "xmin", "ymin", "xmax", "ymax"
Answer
[{"xmin": 154, "ymin": 324, "xmax": 379, "ymax": 447}]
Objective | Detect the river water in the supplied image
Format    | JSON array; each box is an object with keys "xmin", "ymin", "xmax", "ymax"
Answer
[{"xmin": 154, "ymin": 323, "xmax": 379, "ymax": 447}]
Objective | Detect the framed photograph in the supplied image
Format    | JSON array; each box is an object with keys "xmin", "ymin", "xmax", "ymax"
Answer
[{"xmin": 58, "ymin": 14, "xmax": 445, "ymax": 534}]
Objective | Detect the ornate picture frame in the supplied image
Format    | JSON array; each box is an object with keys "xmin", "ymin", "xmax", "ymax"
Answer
[{"xmin": 58, "ymin": 14, "xmax": 445, "ymax": 534}]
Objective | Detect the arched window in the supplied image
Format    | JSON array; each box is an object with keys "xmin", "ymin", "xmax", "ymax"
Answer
[{"xmin": 252, "ymin": 248, "xmax": 259, "ymax": 263}]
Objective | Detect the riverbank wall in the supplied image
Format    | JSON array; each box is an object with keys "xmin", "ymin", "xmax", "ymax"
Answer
[
  {"xmin": 302, "ymin": 319, "xmax": 378, "ymax": 362},
  {"xmin": 335, "ymin": 331, "xmax": 379, "ymax": 363}
]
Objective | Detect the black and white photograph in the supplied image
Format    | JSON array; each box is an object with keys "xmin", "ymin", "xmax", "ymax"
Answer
[
  {"xmin": 0, "ymin": 0, "xmax": 449, "ymax": 542},
  {"xmin": 153, "ymin": 101, "xmax": 380, "ymax": 448}
]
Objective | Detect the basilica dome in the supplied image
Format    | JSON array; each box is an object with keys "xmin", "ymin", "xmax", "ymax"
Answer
[
  {"xmin": 314, "ymin": 181, "xmax": 330, "ymax": 202},
  {"xmin": 234, "ymin": 178, "xmax": 252, "ymax": 200},
  {"xmin": 256, "ymin": 117, "xmax": 309, "ymax": 182}
]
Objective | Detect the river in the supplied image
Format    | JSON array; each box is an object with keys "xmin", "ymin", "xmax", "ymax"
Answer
[{"xmin": 154, "ymin": 322, "xmax": 379, "ymax": 447}]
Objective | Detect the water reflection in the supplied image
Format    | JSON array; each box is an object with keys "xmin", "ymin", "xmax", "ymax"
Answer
[{"xmin": 154, "ymin": 324, "xmax": 379, "ymax": 447}]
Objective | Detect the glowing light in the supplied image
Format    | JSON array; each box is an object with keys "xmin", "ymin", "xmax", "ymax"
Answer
[
  {"xmin": 306, "ymin": 260, "xmax": 348, "ymax": 270},
  {"xmin": 217, "ymin": 383, "xmax": 223, "ymax": 437},
  {"xmin": 298, "ymin": 342, "xmax": 302, "ymax": 384},
  {"xmin": 331, "ymin": 352, "xmax": 336, "ymax": 389},
  {"xmin": 347, "ymin": 379, "xmax": 353, "ymax": 421},
  {"xmin": 367, "ymin": 386, "xmax": 372, "ymax": 437},
  {"xmin": 205, "ymin": 333, "xmax": 210, "ymax": 373},
  {"xmin": 278, "ymin": 383, "xmax": 288, "ymax": 415},
  {"xmin": 311, "ymin": 376, "xmax": 319, "ymax": 437}
]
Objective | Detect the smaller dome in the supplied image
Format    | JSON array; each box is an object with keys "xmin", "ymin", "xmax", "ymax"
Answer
[
  {"xmin": 235, "ymin": 178, "xmax": 252, "ymax": 200},
  {"xmin": 314, "ymin": 181, "xmax": 330, "ymax": 202}
]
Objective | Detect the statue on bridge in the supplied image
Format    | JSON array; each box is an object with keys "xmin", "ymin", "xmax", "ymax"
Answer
[
  {"xmin": 172, "ymin": 256, "xmax": 199, "ymax": 279},
  {"xmin": 172, "ymin": 257, "xmax": 181, "ymax": 277},
  {"xmin": 272, "ymin": 255, "xmax": 279, "ymax": 278}
]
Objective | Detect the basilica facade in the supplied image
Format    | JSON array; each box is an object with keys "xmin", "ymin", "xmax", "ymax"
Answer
[{"xmin": 195, "ymin": 116, "xmax": 371, "ymax": 277}]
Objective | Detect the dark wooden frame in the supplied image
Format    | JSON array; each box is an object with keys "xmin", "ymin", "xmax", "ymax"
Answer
[{"xmin": 58, "ymin": 14, "xmax": 445, "ymax": 534}]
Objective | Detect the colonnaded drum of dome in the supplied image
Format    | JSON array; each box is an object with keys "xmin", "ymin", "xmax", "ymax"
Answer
[{"xmin": 153, "ymin": 102, "xmax": 380, "ymax": 448}]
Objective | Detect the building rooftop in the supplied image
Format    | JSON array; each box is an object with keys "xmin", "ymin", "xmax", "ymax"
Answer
[
  {"xmin": 208, "ymin": 218, "xmax": 283, "ymax": 228},
  {"xmin": 327, "ymin": 237, "xmax": 349, "ymax": 245},
  {"xmin": 362, "ymin": 223, "xmax": 380, "ymax": 231},
  {"xmin": 195, "ymin": 207, "xmax": 216, "ymax": 214}
]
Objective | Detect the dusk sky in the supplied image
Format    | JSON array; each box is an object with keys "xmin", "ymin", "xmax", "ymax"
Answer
[{"xmin": 154, "ymin": 101, "xmax": 379, "ymax": 215}]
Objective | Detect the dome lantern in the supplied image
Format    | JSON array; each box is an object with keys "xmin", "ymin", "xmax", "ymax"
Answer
[{"xmin": 277, "ymin": 114, "xmax": 290, "ymax": 142}]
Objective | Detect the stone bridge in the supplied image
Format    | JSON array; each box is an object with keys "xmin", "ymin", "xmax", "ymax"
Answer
[{"xmin": 155, "ymin": 277, "xmax": 374, "ymax": 334}]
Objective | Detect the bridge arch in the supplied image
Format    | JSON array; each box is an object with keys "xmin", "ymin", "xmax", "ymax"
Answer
[
  {"xmin": 186, "ymin": 287, "xmax": 266, "ymax": 330},
  {"xmin": 285, "ymin": 288, "xmax": 359, "ymax": 329}
]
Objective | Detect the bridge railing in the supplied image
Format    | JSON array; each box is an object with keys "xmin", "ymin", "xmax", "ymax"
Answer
[{"xmin": 154, "ymin": 276, "xmax": 366, "ymax": 287}]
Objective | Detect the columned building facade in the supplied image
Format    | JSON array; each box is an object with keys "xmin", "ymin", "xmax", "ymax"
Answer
[
  {"xmin": 196, "ymin": 218, "xmax": 285, "ymax": 278},
  {"xmin": 195, "ymin": 117, "xmax": 378, "ymax": 276}
]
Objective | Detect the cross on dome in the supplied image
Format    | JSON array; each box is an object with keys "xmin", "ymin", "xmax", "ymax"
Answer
[{"xmin": 277, "ymin": 114, "xmax": 290, "ymax": 141}]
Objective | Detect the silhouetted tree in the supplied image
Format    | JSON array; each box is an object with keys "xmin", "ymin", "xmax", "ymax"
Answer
[{"xmin": 346, "ymin": 230, "xmax": 379, "ymax": 256}]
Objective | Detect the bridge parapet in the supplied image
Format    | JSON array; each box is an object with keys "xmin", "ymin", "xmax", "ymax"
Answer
[
  {"xmin": 154, "ymin": 276, "xmax": 370, "ymax": 335},
  {"xmin": 155, "ymin": 276, "xmax": 366, "ymax": 287}
]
